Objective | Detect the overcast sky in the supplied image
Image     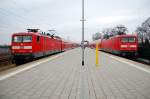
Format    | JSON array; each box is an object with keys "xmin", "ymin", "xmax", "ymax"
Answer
[{"xmin": 0, "ymin": 0, "xmax": 150, "ymax": 44}]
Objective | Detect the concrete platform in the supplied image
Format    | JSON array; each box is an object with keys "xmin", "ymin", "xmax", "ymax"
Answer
[{"xmin": 0, "ymin": 48, "xmax": 150, "ymax": 99}]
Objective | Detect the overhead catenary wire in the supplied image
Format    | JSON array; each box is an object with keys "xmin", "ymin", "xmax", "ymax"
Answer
[{"xmin": 0, "ymin": 0, "xmax": 56, "ymax": 32}]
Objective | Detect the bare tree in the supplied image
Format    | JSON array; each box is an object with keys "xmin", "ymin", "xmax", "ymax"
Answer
[
  {"xmin": 136, "ymin": 26, "xmax": 146, "ymax": 43},
  {"xmin": 102, "ymin": 28, "xmax": 113, "ymax": 39},
  {"xmin": 136, "ymin": 17, "xmax": 150, "ymax": 44},
  {"xmin": 92, "ymin": 33, "xmax": 102, "ymax": 41},
  {"xmin": 114, "ymin": 24, "xmax": 127, "ymax": 35},
  {"xmin": 101, "ymin": 25, "xmax": 128, "ymax": 39},
  {"xmin": 142, "ymin": 17, "xmax": 150, "ymax": 41}
]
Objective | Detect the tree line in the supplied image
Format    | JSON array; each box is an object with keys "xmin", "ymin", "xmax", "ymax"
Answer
[
  {"xmin": 92, "ymin": 24, "xmax": 128, "ymax": 40},
  {"xmin": 92, "ymin": 17, "xmax": 150, "ymax": 44},
  {"xmin": 136, "ymin": 17, "xmax": 150, "ymax": 45}
]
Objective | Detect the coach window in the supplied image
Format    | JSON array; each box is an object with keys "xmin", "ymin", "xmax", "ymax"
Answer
[{"xmin": 37, "ymin": 36, "xmax": 40, "ymax": 43}]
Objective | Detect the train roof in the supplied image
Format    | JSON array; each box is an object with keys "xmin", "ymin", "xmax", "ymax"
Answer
[
  {"xmin": 12, "ymin": 32, "xmax": 63, "ymax": 40},
  {"xmin": 115, "ymin": 34, "xmax": 137, "ymax": 38},
  {"xmin": 12, "ymin": 32, "xmax": 40, "ymax": 36}
]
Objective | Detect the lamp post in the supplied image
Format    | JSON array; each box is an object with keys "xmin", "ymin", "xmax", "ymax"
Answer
[{"xmin": 81, "ymin": 0, "xmax": 85, "ymax": 66}]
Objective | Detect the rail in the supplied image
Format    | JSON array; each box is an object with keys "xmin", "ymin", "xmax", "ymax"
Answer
[{"xmin": 0, "ymin": 54, "xmax": 12, "ymax": 66}]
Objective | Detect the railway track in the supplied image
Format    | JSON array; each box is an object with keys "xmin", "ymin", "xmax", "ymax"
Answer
[
  {"xmin": 0, "ymin": 51, "xmax": 149, "ymax": 73},
  {"xmin": 100, "ymin": 51, "xmax": 150, "ymax": 65},
  {"xmin": 0, "ymin": 54, "xmax": 16, "ymax": 72},
  {"xmin": 0, "ymin": 54, "xmax": 12, "ymax": 60},
  {"xmin": 135, "ymin": 58, "xmax": 150, "ymax": 65}
]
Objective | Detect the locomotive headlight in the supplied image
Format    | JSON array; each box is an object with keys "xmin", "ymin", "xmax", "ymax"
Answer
[
  {"xmin": 130, "ymin": 45, "xmax": 136, "ymax": 48},
  {"xmin": 12, "ymin": 46, "xmax": 20, "ymax": 49},
  {"xmin": 120, "ymin": 45, "xmax": 127, "ymax": 48},
  {"xmin": 24, "ymin": 46, "xmax": 32, "ymax": 49}
]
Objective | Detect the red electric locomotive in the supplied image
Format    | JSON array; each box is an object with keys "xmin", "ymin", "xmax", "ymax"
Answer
[
  {"xmin": 101, "ymin": 34, "xmax": 138, "ymax": 56},
  {"xmin": 90, "ymin": 34, "xmax": 138, "ymax": 57},
  {"xmin": 11, "ymin": 29, "xmax": 76, "ymax": 64}
]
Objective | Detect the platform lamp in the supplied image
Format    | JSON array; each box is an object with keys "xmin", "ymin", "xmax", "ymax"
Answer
[{"xmin": 81, "ymin": 0, "xmax": 86, "ymax": 66}]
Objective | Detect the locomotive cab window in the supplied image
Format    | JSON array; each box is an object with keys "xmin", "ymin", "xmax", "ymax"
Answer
[
  {"xmin": 121, "ymin": 37, "xmax": 128, "ymax": 43},
  {"xmin": 23, "ymin": 36, "xmax": 32, "ymax": 42},
  {"xmin": 121, "ymin": 37, "xmax": 136, "ymax": 43},
  {"xmin": 13, "ymin": 35, "xmax": 32, "ymax": 42},
  {"xmin": 13, "ymin": 36, "xmax": 22, "ymax": 42},
  {"xmin": 129, "ymin": 37, "xmax": 135, "ymax": 42}
]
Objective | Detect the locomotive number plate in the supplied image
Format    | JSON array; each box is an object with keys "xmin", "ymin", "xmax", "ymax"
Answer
[{"xmin": 20, "ymin": 46, "xmax": 24, "ymax": 49}]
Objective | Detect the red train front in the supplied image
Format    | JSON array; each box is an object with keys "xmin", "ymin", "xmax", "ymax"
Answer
[{"xmin": 12, "ymin": 33, "xmax": 33, "ymax": 62}]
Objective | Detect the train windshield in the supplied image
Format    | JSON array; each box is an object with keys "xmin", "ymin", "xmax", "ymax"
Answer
[
  {"xmin": 121, "ymin": 37, "xmax": 135, "ymax": 43},
  {"xmin": 23, "ymin": 36, "xmax": 32, "ymax": 42},
  {"xmin": 121, "ymin": 37, "xmax": 128, "ymax": 42},
  {"xmin": 128, "ymin": 37, "xmax": 136, "ymax": 42},
  {"xmin": 13, "ymin": 36, "xmax": 32, "ymax": 42},
  {"xmin": 13, "ymin": 36, "xmax": 22, "ymax": 42}
]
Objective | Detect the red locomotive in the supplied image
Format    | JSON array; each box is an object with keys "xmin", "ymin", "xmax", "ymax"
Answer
[
  {"xmin": 11, "ymin": 29, "xmax": 78, "ymax": 64},
  {"xmin": 90, "ymin": 34, "xmax": 138, "ymax": 57}
]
